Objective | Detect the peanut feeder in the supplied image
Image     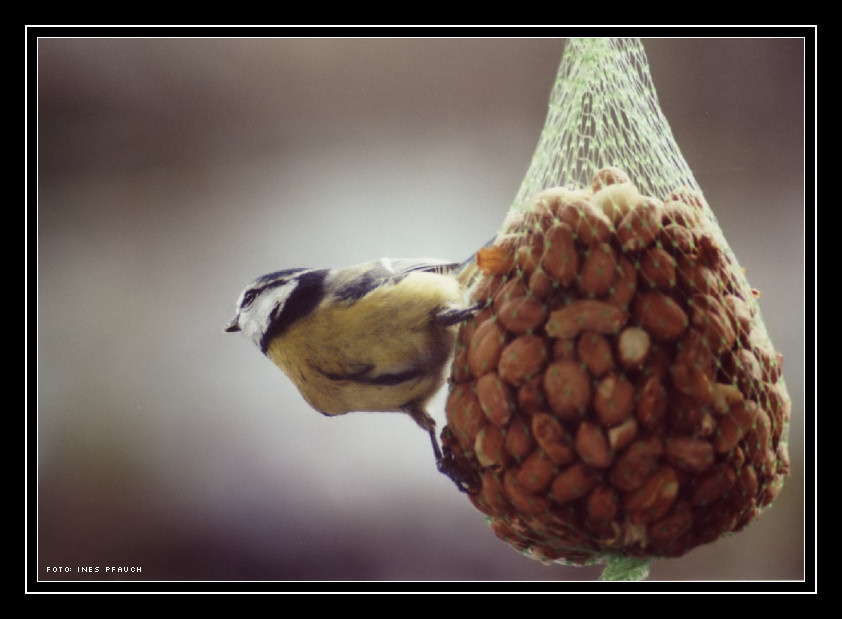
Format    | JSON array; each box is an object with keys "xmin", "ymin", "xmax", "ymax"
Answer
[{"xmin": 441, "ymin": 168, "xmax": 790, "ymax": 567}]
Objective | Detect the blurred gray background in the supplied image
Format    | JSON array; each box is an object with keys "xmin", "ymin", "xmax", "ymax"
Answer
[{"xmin": 35, "ymin": 36, "xmax": 806, "ymax": 584}]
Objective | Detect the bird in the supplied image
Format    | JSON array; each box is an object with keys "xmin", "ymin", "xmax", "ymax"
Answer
[{"xmin": 224, "ymin": 257, "xmax": 481, "ymax": 492}]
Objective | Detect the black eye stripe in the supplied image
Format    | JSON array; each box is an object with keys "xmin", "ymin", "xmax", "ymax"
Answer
[
  {"xmin": 259, "ymin": 269, "xmax": 329, "ymax": 353},
  {"xmin": 240, "ymin": 269, "xmax": 310, "ymax": 309}
]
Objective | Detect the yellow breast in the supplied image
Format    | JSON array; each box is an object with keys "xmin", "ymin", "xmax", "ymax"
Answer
[{"xmin": 265, "ymin": 271, "xmax": 463, "ymax": 415}]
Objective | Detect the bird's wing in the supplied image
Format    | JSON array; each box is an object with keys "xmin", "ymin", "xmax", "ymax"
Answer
[
  {"xmin": 330, "ymin": 258, "xmax": 459, "ymax": 304},
  {"xmin": 382, "ymin": 258, "xmax": 461, "ymax": 276}
]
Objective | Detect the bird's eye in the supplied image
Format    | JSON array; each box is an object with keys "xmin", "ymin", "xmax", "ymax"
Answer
[{"xmin": 241, "ymin": 289, "xmax": 258, "ymax": 308}]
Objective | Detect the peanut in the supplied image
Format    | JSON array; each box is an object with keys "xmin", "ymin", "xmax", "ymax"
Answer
[
  {"xmin": 776, "ymin": 443, "xmax": 791, "ymax": 477},
  {"xmin": 635, "ymin": 374, "xmax": 667, "ymax": 429},
  {"xmin": 528, "ymin": 268, "xmax": 554, "ymax": 299},
  {"xmin": 498, "ymin": 335, "xmax": 549, "ymax": 386},
  {"xmin": 633, "ymin": 292, "xmax": 688, "ymax": 342},
  {"xmin": 450, "ymin": 345, "xmax": 471, "ymax": 383},
  {"xmin": 723, "ymin": 293, "xmax": 754, "ymax": 336},
  {"xmin": 677, "ymin": 254, "xmax": 720, "ymax": 296},
  {"xmin": 492, "ymin": 277, "xmax": 526, "ymax": 311},
  {"xmin": 712, "ymin": 381, "xmax": 744, "ymax": 415},
  {"xmin": 607, "ymin": 417, "xmax": 638, "ymax": 452},
  {"xmin": 504, "ymin": 415, "xmax": 534, "ymax": 462},
  {"xmin": 575, "ymin": 420, "xmax": 613, "ymax": 468},
  {"xmin": 617, "ymin": 200, "xmax": 661, "ymax": 252},
  {"xmin": 748, "ymin": 326, "xmax": 783, "ymax": 383},
  {"xmin": 730, "ymin": 445, "xmax": 747, "ymax": 471},
  {"xmin": 726, "ymin": 348, "xmax": 763, "ymax": 398},
  {"xmin": 643, "ymin": 341, "xmax": 673, "ymax": 381},
  {"xmin": 543, "ymin": 359, "xmax": 592, "ymax": 421},
  {"xmin": 733, "ymin": 500, "xmax": 759, "ymax": 533},
  {"xmin": 665, "ymin": 436, "xmax": 715, "ymax": 472},
  {"xmin": 606, "ymin": 257, "xmax": 637, "ymax": 310},
  {"xmin": 475, "ymin": 423, "xmax": 508, "ymax": 470},
  {"xmin": 534, "ymin": 186, "xmax": 590, "ymax": 217},
  {"xmin": 745, "ymin": 406, "xmax": 774, "ymax": 476},
  {"xmin": 697, "ymin": 232, "xmax": 724, "ymax": 268},
  {"xmin": 557, "ymin": 200, "xmax": 613, "ymax": 246},
  {"xmin": 552, "ymin": 337, "xmax": 577, "ymax": 360},
  {"xmin": 593, "ymin": 373, "xmax": 635, "ymax": 426},
  {"xmin": 729, "ymin": 463, "xmax": 759, "ymax": 507},
  {"xmin": 675, "ymin": 328, "xmax": 716, "ymax": 377},
  {"xmin": 591, "ymin": 166, "xmax": 631, "ymax": 192},
  {"xmin": 592, "ymin": 182, "xmax": 640, "ymax": 223},
  {"xmin": 546, "ymin": 300, "xmax": 627, "ymax": 339},
  {"xmin": 468, "ymin": 318, "xmax": 508, "ymax": 377},
  {"xmin": 689, "ymin": 293, "xmax": 736, "ymax": 354},
  {"xmin": 617, "ymin": 326, "xmax": 651, "ymax": 370},
  {"xmin": 638, "ymin": 246, "xmax": 677, "ymax": 290},
  {"xmin": 714, "ymin": 414, "xmax": 742, "ymax": 453},
  {"xmin": 671, "ymin": 329, "xmax": 716, "ymax": 404},
  {"xmin": 670, "ymin": 363, "xmax": 714, "ymax": 409},
  {"xmin": 764, "ymin": 381, "xmax": 792, "ymax": 443},
  {"xmin": 445, "ymin": 384, "xmax": 485, "ymax": 451},
  {"xmin": 578, "ymin": 242, "xmax": 617, "ymax": 297},
  {"xmin": 691, "ymin": 463, "xmax": 737, "ymax": 507},
  {"xmin": 531, "ymin": 412, "xmax": 576, "ymax": 466},
  {"xmin": 550, "ymin": 462, "xmax": 600, "ymax": 504},
  {"xmin": 662, "ymin": 196, "xmax": 705, "ymax": 229},
  {"xmin": 611, "ymin": 436, "xmax": 664, "ymax": 492},
  {"xmin": 515, "ymin": 231, "xmax": 545, "ymax": 277},
  {"xmin": 514, "ymin": 450, "xmax": 556, "ymax": 494},
  {"xmin": 476, "ymin": 372, "xmax": 515, "ymax": 427},
  {"xmin": 585, "ymin": 484, "xmax": 619, "ymax": 529},
  {"xmin": 471, "ymin": 274, "xmax": 505, "ymax": 307},
  {"xmin": 497, "ymin": 294, "xmax": 547, "ymax": 334},
  {"xmin": 540, "ymin": 222, "xmax": 579, "ymax": 287},
  {"xmin": 758, "ymin": 475, "xmax": 783, "ymax": 508},
  {"xmin": 516, "ymin": 374, "xmax": 547, "ymax": 415},
  {"xmin": 648, "ymin": 501, "xmax": 694, "ymax": 551},
  {"xmin": 503, "ymin": 470, "xmax": 551, "ymax": 515},
  {"xmin": 659, "ymin": 223, "xmax": 696, "ymax": 255},
  {"xmin": 624, "ymin": 465, "xmax": 680, "ymax": 523},
  {"xmin": 667, "ymin": 390, "xmax": 707, "ymax": 434},
  {"xmin": 470, "ymin": 470, "xmax": 509, "ymax": 516},
  {"xmin": 577, "ymin": 330, "xmax": 615, "ymax": 377},
  {"xmin": 460, "ymin": 307, "xmax": 493, "ymax": 347}
]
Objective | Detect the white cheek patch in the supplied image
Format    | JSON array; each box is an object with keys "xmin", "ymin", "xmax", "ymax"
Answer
[{"xmin": 240, "ymin": 279, "xmax": 299, "ymax": 350}]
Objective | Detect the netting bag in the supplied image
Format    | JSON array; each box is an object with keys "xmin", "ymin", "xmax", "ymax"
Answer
[{"xmin": 441, "ymin": 38, "xmax": 791, "ymax": 580}]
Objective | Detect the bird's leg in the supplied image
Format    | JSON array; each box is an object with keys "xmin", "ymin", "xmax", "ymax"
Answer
[
  {"xmin": 405, "ymin": 405, "xmax": 444, "ymax": 462},
  {"xmin": 435, "ymin": 303, "xmax": 482, "ymax": 328},
  {"xmin": 404, "ymin": 404, "xmax": 481, "ymax": 494}
]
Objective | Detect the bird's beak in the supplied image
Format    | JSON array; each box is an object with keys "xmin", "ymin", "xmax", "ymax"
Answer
[{"xmin": 224, "ymin": 317, "xmax": 240, "ymax": 333}]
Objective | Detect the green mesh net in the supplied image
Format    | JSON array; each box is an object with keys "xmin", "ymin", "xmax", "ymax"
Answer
[
  {"xmin": 441, "ymin": 38, "xmax": 791, "ymax": 581},
  {"xmin": 514, "ymin": 38, "xmax": 698, "ymax": 206}
]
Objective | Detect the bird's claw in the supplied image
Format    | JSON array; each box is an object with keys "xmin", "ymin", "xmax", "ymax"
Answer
[{"xmin": 437, "ymin": 451, "xmax": 482, "ymax": 495}]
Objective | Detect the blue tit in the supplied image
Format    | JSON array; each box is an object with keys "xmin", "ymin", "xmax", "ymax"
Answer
[{"xmin": 225, "ymin": 257, "xmax": 481, "ymax": 492}]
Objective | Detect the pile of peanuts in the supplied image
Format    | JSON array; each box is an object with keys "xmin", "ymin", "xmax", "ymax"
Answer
[{"xmin": 442, "ymin": 167, "xmax": 790, "ymax": 564}]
